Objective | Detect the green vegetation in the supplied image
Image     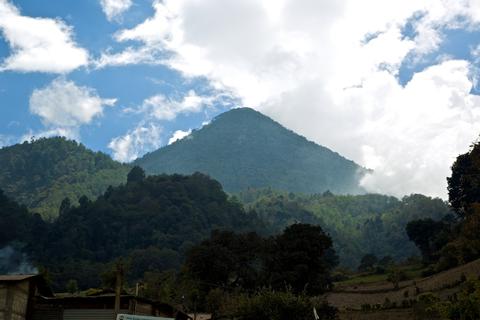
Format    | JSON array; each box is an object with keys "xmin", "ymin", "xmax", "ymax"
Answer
[
  {"xmin": 178, "ymin": 224, "xmax": 337, "ymax": 317},
  {"xmin": 237, "ymin": 189, "xmax": 452, "ymax": 267},
  {"xmin": 3, "ymin": 168, "xmax": 263, "ymax": 289},
  {"xmin": 217, "ymin": 290, "xmax": 336, "ymax": 320},
  {"xmin": 407, "ymin": 141, "xmax": 480, "ymax": 273},
  {"xmin": 0, "ymin": 137, "xmax": 130, "ymax": 218},
  {"xmin": 184, "ymin": 224, "xmax": 336, "ymax": 297},
  {"xmin": 136, "ymin": 108, "xmax": 367, "ymax": 194}
]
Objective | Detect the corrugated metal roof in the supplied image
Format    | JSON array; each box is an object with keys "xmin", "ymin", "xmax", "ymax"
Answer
[{"xmin": 0, "ymin": 274, "xmax": 38, "ymax": 281}]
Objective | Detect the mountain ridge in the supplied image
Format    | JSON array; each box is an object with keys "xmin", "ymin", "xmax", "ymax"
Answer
[
  {"xmin": 136, "ymin": 107, "xmax": 367, "ymax": 194},
  {"xmin": 0, "ymin": 137, "xmax": 130, "ymax": 218}
]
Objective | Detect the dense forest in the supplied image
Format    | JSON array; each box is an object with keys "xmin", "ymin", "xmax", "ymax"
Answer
[
  {"xmin": 136, "ymin": 108, "xmax": 367, "ymax": 194},
  {"xmin": 0, "ymin": 137, "xmax": 130, "ymax": 218},
  {"xmin": 0, "ymin": 168, "xmax": 263, "ymax": 289},
  {"xmin": 0, "ymin": 165, "xmax": 453, "ymax": 291},
  {"xmin": 236, "ymin": 189, "xmax": 452, "ymax": 267}
]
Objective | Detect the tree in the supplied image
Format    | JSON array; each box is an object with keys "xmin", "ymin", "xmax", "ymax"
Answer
[
  {"xmin": 447, "ymin": 142, "xmax": 480, "ymax": 218},
  {"xmin": 265, "ymin": 223, "xmax": 336, "ymax": 295},
  {"xmin": 58, "ymin": 197, "xmax": 71, "ymax": 216},
  {"xmin": 358, "ymin": 254, "xmax": 378, "ymax": 272},
  {"xmin": 406, "ymin": 219, "xmax": 450, "ymax": 263},
  {"xmin": 66, "ymin": 279, "xmax": 78, "ymax": 294},
  {"xmin": 127, "ymin": 166, "xmax": 146, "ymax": 183},
  {"xmin": 185, "ymin": 230, "xmax": 264, "ymax": 291}
]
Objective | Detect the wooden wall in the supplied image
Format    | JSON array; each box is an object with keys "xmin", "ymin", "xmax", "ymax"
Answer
[{"xmin": 0, "ymin": 281, "xmax": 30, "ymax": 320}]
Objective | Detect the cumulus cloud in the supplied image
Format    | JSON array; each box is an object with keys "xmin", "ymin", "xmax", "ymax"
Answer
[
  {"xmin": 108, "ymin": 123, "xmax": 162, "ymax": 162},
  {"xmin": 0, "ymin": 134, "xmax": 15, "ymax": 148},
  {"xmin": 100, "ymin": 0, "xmax": 133, "ymax": 22},
  {"xmin": 21, "ymin": 127, "xmax": 80, "ymax": 142},
  {"xmin": 168, "ymin": 129, "xmax": 191, "ymax": 145},
  {"xmin": 29, "ymin": 78, "xmax": 116, "ymax": 128},
  {"xmin": 94, "ymin": 46, "xmax": 162, "ymax": 69},
  {"xmin": 0, "ymin": 0, "xmax": 88, "ymax": 73},
  {"xmin": 139, "ymin": 90, "xmax": 215, "ymax": 121},
  {"xmin": 103, "ymin": 0, "xmax": 480, "ymax": 198}
]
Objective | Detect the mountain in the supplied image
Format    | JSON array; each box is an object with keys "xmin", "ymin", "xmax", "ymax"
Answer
[
  {"xmin": 0, "ymin": 137, "xmax": 130, "ymax": 218},
  {"xmin": 136, "ymin": 108, "xmax": 367, "ymax": 194}
]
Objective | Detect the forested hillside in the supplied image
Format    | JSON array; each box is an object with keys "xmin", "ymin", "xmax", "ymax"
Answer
[
  {"xmin": 0, "ymin": 137, "xmax": 130, "ymax": 218},
  {"xmin": 0, "ymin": 169, "xmax": 263, "ymax": 289},
  {"xmin": 136, "ymin": 108, "xmax": 367, "ymax": 194},
  {"xmin": 236, "ymin": 189, "xmax": 453, "ymax": 267}
]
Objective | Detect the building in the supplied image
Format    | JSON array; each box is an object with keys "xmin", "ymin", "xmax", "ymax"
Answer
[
  {"xmin": 1, "ymin": 274, "xmax": 190, "ymax": 320},
  {"xmin": 33, "ymin": 294, "xmax": 191, "ymax": 320},
  {"xmin": 0, "ymin": 274, "xmax": 54, "ymax": 320}
]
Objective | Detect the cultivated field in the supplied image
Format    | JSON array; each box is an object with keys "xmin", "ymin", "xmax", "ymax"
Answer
[{"xmin": 323, "ymin": 258, "xmax": 480, "ymax": 319}]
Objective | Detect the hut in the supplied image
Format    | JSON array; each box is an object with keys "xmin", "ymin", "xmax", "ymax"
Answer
[
  {"xmin": 0, "ymin": 274, "xmax": 54, "ymax": 320},
  {"xmin": 32, "ymin": 294, "xmax": 191, "ymax": 320}
]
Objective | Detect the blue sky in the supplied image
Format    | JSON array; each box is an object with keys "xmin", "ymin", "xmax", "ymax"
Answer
[{"xmin": 1, "ymin": 0, "xmax": 480, "ymax": 198}]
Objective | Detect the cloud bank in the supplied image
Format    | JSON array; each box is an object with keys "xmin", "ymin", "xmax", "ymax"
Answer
[{"xmin": 99, "ymin": 0, "xmax": 480, "ymax": 198}]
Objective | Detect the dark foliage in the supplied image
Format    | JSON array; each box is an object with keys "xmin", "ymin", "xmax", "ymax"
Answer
[
  {"xmin": 407, "ymin": 139, "xmax": 480, "ymax": 271},
  {"xmin": 18, "ymin": 170, "xmax": 263, "ymax": 290},
  {"xmin": 447, "ymin": 142, "xmax": 480, "ymax": 218},
  {"xmin": 0, "ymin": 188, "xmax": 32, "ymax": 246},
  {"xmin": 264, "ymin": 224, "xmax": 336, "ymax": 295},
  {"xmin": 406, "ymin": 218, "xmax": 452, "ymax": 263},
  {"xmin": 185, "ymin": 224, "xmax": 336, "ymax": 297},
  {"xmin": 185, "ymin": 230, "xmax": 265, "ymax": 292},
  {"xmin": 136, "ymin": 108, "xmax": 367, "ymax": 194},
  {"xmin": 237, "ymin": 189, "xmax": 452, "ymax": 267},
  {"xmin": 358, "ymin": 254, "xmax": 378, "ymax": 272}
]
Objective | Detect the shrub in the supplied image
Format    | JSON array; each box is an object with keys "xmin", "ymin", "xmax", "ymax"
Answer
[{"xmin": 219, "ymin": 289, "xmax": 337, "ymax": 320}]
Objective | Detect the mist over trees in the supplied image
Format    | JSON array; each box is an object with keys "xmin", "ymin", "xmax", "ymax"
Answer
[{"xmin": 237, "ymin": 189, "xmax": 452, "ymax": 267}]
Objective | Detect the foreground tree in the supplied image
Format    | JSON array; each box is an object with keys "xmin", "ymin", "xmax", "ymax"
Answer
[
  {"xmin": 447, "ymin": 142, "xmax": 480, "ymax": 218},
  {"xmin": 358, "ymin": 254, "xmax": 378, "ymax": 272},
  {"xmin": 406, "ymin": 219, "xmax": 451, "ymax": 263},
  {"xmin": 265, "ymin": 223, "xmax": 337, "ymax": 295},
  {"xmin": 185, "ymin": 230, "xmax": 265, "ymax": 291}
]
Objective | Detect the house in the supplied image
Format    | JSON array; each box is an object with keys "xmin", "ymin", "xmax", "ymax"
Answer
[
  {"xmin": 1, "ymin": 274, "xmax": 190, "ymax": 320},
  {"xmin": 0, "ymin": 274, "xmax": 54, "ymax": 320},
  {"xmin": 32, "ymin": 293, "xmax": 191, "ymax": 320}
]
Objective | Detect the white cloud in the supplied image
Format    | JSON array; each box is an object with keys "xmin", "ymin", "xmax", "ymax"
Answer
[
  {"xmin": 94, "ymin": 46, "xmax": 162, "ymax": 69},
  {"xmin": 0, "ymin": 0, "xmax": 88, "ymax": 73},
  {"xmin": 108, "ymin": 123, "xmax": 162, "ymax": 162},
  {"xmin": 21, "ymin": 127, "xmax": 80, "ymax": 142},
  {"xmin": 29, "ymin": 78, "xmax": 116, "ymax": 128},
  {"xmin": 100, "ymin": 0, "xmax": 133, "ymax": 21},
  {"xmin": 139, "ymin": 90, "xmax": 214, "ymax": 121},
  {"xmin": 473, "ymin": 44, "xmax": 480, "ymax": 61},
  {"xmin": 103, "ymin": 0, "xmax": 480, "ymax": 198},
  {"xmin": 0, "ymin": 134, "xmax": 15, "ymax": 148},
  {"xmin": 168, "ymin": 129, "xmax": 191, "ymax": 145}
]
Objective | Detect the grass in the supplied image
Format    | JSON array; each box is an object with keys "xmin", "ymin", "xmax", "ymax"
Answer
[
  {"xmin": 334, "ymin": 263, "xmax": 427, "ymax": 287},
  {"xmin": 335, "ymin": 273, "xmax": 387, "ymax": 286},
  {"xmin": 325, "ymin": 258, "xmax": 480, "ymax": 311}
]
